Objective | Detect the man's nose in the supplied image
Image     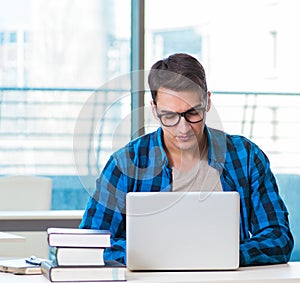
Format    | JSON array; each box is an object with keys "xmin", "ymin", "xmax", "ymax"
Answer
[{"xmin": 177, "ymin": 115, "xmax": 191, "ymax": 131}]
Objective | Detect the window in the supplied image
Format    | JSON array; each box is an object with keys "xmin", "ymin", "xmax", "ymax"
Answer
[
  {"xmin": 1, "ymin": 0, "xmax": 300, "ymax": 211},
  {"xmin": 9, "ymin": 32, "xmax": 17, "ymax": 43},
  {"xmin": 144, "ymin": 0, "xmax": 300, "ymax": 175},
  {"xmin": 0, "ymin": 0, "xmax": 131, "ymax": 209}
]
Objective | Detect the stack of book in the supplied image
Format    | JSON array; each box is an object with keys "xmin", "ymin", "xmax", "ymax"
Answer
[{"xmin": 41, "ymin": 227, "xmax": 126, "ymax": 282}]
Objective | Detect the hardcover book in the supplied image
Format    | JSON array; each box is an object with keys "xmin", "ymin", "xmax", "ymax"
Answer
[
  {"xmin": 41, "ymin": 260, "xmax": 126, "ymax": 282},
  {"xmin": 53, "ymin": 247, "xmax": 105, "ymax": 266},
  {"xmin": 47, "ymin": 227, "xmax": 111, "ymax": 248},
  {"xmin": 0, "ymin": 258, "xmax": 42, "ymax": 275}
]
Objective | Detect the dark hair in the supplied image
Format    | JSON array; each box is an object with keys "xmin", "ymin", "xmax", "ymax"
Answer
[{"xmin": 148, "ymin": 53, "xmax": 208, "ymax": 103}]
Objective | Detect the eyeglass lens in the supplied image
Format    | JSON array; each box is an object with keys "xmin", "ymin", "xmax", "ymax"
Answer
[{"xmin": 158, "ymin": 108, "xmax": 205, "ymax": 126}]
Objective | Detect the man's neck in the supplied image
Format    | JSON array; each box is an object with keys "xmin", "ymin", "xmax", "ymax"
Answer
[{"xmin": 164, "ymin": 134, "xmax": 207, "ymax": 172}]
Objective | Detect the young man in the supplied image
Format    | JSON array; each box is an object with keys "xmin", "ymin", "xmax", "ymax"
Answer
[{"xmin": 80, "ymin": 53, "xmax": 294, "ymax": 266}]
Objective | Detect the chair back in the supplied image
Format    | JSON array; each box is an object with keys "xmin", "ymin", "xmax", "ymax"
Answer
[
  {"xmin": 0, "ymin": 175, "xmax": 52, "ymax": 210},
  {"xmin": 276, "ymin": 174, "xmax": 300, "ymax": 261}
]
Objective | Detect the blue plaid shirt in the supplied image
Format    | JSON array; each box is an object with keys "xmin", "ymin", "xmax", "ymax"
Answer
[{"xmin": 80, "ymin": 126, "xmax": 294, "ymax": 266}]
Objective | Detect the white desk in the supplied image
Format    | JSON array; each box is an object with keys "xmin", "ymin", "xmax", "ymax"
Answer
[
  {"xmin": 0, "ymin": 232, "xmax": 24, "ymax": 242},
  {"xmin": 0, "ymin": 210, "xmax": 84, "ymax": 231},
  {"xmin": 0, "ymin": 262, "xmax": 300, "ymax": 282}
]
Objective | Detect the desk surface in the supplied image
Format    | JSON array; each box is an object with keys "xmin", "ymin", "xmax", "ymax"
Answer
[
  {"xmin": 0, "ymin": 210, "xmax": 84, "ymax": 232},
  {"xmin": 0, "ymin": 210, "xmax": 84, "ymax": 220},
  {"xmin": 0, "ymin": 232, "xmax": 24, "ymax": 242},
  {"xmin": 0, "ymin": 262, "xmax": 300, "ymax": 283}
]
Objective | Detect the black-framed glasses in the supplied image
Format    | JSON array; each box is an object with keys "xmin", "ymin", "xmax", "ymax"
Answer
[{"xmin": 155, "ymin": 105, "xmax": 206, "ymax": 127}]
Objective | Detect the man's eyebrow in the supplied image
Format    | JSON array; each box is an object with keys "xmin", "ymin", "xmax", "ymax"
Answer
[
  {"xmin": 158, "ymin": 109, "xmax": 176, "ymax": 114},
  {"xmin": 158, "ymin": 103, "xmax": 205, "ymax": 114},
  {"xmin": 189, "ymin": 103, "xmax": 206, "ymax": 110}
]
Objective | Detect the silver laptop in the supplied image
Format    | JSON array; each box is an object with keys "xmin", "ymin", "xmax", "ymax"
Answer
[{"xmin": 126, "ymin": 191, "xmax": 240, "ymax": 271}]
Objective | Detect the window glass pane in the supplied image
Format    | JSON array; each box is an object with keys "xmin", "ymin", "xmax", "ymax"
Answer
[
  {"xmin": 145, "ymin": 0, "xmax": 300, "ymax": 175},
  {"xmin": 0, "ymin": 0, "xmax": 131, "ymax": 209}
]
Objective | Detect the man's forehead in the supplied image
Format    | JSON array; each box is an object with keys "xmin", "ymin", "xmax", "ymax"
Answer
[{"xmin": 156, "ymin": 87, "xmax": 206, "ymax": 105}]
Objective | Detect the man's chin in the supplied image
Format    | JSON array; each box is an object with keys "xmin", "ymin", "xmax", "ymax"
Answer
[{"xmin": 176, "ymin": 139, "xmax": 198, "ymax": 151}]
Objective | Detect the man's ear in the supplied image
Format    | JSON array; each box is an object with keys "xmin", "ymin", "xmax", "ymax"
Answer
[
  {"xmin": 150, "ymin": 100, "xmax": 159, "ymax": 120},
  {"xmin": 206, "ymin": 91, "xmax": 211, "ymax": 112}
]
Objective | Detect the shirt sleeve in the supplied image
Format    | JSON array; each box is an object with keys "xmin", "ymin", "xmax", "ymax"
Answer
[
  {"xmin": 79, "ymin": 155, "xmax": 127, "ymax": 264},
  {"xmin": 239, "ymin": 145, "xmax": 294, "ymax": 266}
]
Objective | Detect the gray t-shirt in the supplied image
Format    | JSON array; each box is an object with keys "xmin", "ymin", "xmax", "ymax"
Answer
[{"xmin": 172, "ymin": 144, "xmax": 223, "ymax": 192}]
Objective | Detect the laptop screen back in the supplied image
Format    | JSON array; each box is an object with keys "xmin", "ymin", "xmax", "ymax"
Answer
[{"xmin": 126, "ymin": 191, "xmax": 240, "ymax": 271}]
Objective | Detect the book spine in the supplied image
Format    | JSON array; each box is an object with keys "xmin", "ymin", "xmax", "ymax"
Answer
[{"xmin": 41, "ymin": 261, "xmax": 53, "ymax": 282}]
